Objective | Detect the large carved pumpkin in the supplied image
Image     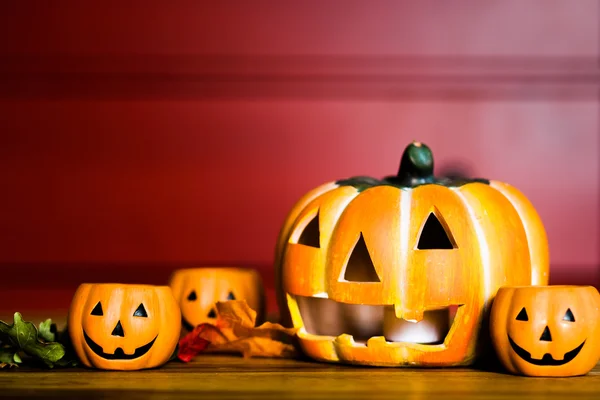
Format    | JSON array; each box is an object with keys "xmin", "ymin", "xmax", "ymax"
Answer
[
  {"xmin": 490, "ymin": 285, "xmax": 600, "ymax": 377},
  {"xmin": 275, "ymin": 141, "xmax": 549, "ymax": 366},
  {"xmin": 68, "ymin": 283, "xmax": 181, "ymax": 370},
  {"xmin": 169, "ymin": 267, "xmax": 265, "ymax": 331}
]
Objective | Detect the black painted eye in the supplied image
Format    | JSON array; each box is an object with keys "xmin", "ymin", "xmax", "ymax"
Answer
[
  {"xmin": 207, "ymin": 308, "xmax": 217, "ymax": 318},
  {"xmin": 187, "ymin": 290, "xmax": 197, "ymax": 301},
  {"xmin": 563, "ymin": 308, "xmax": 575, "ymax": 322},
  {"xmin": 90, "ymin": 302, "xmax": 103, "ymax": 316},
  {"xmin": 133, "ymin": 303, "xmax": 148, "ymax": 318},
  {"xmin": 516, "ymin": 307, "xmax": 528, "ymax": 321},
  {"xmin": 227, "ymin": 292, "xmax": 236, "ymax": 301}
]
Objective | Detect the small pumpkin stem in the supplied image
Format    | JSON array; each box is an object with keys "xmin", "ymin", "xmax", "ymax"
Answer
[{"xmin": 397, "ymin": 141, "xmax": 434, "ymax": 182}]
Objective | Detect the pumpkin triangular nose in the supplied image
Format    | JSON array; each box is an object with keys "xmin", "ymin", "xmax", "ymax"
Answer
[
  {"xmin": 539, "ymin": 326, "xmax": 552, "ymax": 342},
  {"xmin": 111, "ymin": 320, "xmax": 125, "ymax": 337}
]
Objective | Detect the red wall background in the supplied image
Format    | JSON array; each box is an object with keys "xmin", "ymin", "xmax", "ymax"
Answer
[{"xmin": 1, "ymin": 1, "xmax": 599, "ymax": 318}]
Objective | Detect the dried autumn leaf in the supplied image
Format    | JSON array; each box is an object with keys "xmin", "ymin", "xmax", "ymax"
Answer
[
  {"xmin": 215, "ymin": 300, "xmax": 257, "ymax": 329},
  {"xmin": 216, "ymin": 301, "xmax": 298, "ymax": 342},
  {"xmin": 177, "ymin": 300, "xmax": 299, "ymax": 361},
  {"xmin": 177, "ymin": 324, "xmax": 224, "ymax": 362},
  {"xmin": 209, "ymin": 300, "xmax": 299, "ymax": 358},
  {"xmin": 204, "ymin": 336, "xmax": 297, "ymax": 359}
]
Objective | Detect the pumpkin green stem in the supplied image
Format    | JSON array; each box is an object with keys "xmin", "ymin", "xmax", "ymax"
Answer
[
  {"xmin": 336, "ymin": 140, "xmax": 489, "ymax": 191},
  {"xmin": 395, "ymin": 141, "xmax": 435, "ymax": 185}
]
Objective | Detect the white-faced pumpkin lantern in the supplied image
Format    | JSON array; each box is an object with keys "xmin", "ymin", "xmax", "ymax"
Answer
[{"xmin": 275, "ymin": 141, "xmax": 549, "ymax": 366}]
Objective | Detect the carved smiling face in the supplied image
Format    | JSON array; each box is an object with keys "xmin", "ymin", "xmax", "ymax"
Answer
[
  {"xmin": 491, "ymin": 286, "xmax": 600, "ymax": 376},
  {"xmin": 169, "ymin": 268, "xmax": 265, "ymax": 331},
  {"xmin": 275, "ymin": 142, "xmax": 549, "ymax": 366},
  {"xmin": 68, "ymin": 284, "xmax": 181, "ymax": 370}
]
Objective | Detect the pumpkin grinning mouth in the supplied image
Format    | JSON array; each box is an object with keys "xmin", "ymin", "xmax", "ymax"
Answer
[
  {"xmin": 83, "ymin": 330, "xmax": 158, "ymax": 360},
  {"xmin": 294, "ymin": 295, "xmax": 461, "ymax": 345},
  {"xmin": 508, "ymin": 336, "xmax": 585, "ymax": 366}
]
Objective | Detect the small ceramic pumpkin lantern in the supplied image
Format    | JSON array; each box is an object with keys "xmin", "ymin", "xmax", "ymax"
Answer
[
  {"xmin": 68, "ymin": 283, "xmax": 181, "ymax": 371},
  {"xmin": 275, "ymin": 141, "xmax": 549, "ymax": 367},
  {"xmin": 490, "ymin": 285, "xmax": 600, "ymax": 377},
  {"xmin": 169, "ymin": 267, "xmax": 265, "ymax": 331}
]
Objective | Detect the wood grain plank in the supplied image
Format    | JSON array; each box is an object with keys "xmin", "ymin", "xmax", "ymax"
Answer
[{"xmin": 1, "ymin": 356, "xmax": 598, "ymax": 399}]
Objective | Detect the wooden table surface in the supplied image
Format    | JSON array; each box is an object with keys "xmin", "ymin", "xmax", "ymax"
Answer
[{"xmin": 1, "ymin": 355, "xmax": 599, "ymax": 399}]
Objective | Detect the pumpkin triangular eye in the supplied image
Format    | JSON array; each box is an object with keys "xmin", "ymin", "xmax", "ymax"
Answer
[
  {"xmin": 90, "ymin": 302, "xmax": 103, "ymax": 316},
  {"xmin": 516, "ymin": 307, "xmax": 528, "ymax": 321},
  {"xmin": 227, "ymin": 292, "xmax": 236, "ymax": 301},
  {"xmin": 297, "ymin": 211, "xmax": 320, "ymax": 248},
  {"xmin": 207, "ymin": 308, "xmax": 217, "ymax": 319},
  {"xmin": 187, "ymin": 290, "xmax": 197, "ymax": 301},
  {"xmin": 563, "ymin": 308, "xmax": 575, "ymax": 322},
  {"xmin": 133, "ymin": 303, "xmax": 148, "ymax": 318},
  {"xmin": 342, "ymin": 233, "xmax": 380, "ymax": 282},
  {"xmin": 417, "ymin": 212, "xmax": 455, "ymax": 250}
]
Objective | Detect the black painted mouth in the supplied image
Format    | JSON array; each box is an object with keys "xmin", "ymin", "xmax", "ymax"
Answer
[
  {"xmin": 83, "ymin": 330, "xmax": 157, "ymax": 360},
  {"xmin": 508, "ymin": 336, "xmax": 585, "ymax": 366}
]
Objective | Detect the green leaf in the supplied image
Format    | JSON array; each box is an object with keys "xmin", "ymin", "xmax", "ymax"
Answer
[
  {"xmin": 0, "ymin": 312, "xmax": 65, "ymax": 368},
  {"xmin": 0, "ymin": 348, "xmax": 20, "ymax": 368},
  {"xmin": 38, "ymin": 319, "xmax": 56, "ymax": 342}
]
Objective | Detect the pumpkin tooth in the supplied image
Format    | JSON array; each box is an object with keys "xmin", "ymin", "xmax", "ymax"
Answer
[
  {"xmin": 334, "ymin": 333, "xmax": 356, "ymax": 346},
  {"xmin": 383, "ymin": 307, "xmax": 449, "ymax": 344},
  {"xmin": 286, "ymin": 293, "xmax": 305, "ymax": 329},
  {"xmin": 402, "ymin": 309, "xmax": 424, "ymax": 323},
  {"xmin": 394, "ymin": 303, "xmax": 404, "ymax": 319},
  {"xmin": 366, "ymin": 336, "xmax": 388, "ymax": 348}
]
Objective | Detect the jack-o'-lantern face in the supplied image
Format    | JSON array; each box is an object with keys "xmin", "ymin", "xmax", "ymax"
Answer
[
  {"xmin": 275, "ymin": 142, "xmax": 549, "ymax": 367},
  {"xmin": 169, "ymin": 267, "xmax": 265, "ymax": 331},
  {"xmin": 68, "ymin": 284, "xmax": 181, "ymax": 370},
  {"xmin": 491, "ymin": 286, "xmax": 600, "ymax": 376}
]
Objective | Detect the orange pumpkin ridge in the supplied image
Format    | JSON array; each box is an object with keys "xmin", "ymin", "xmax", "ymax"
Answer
[{"xmin": 275, "ymin": 141, "xmax": 549, "ymax": 367}]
